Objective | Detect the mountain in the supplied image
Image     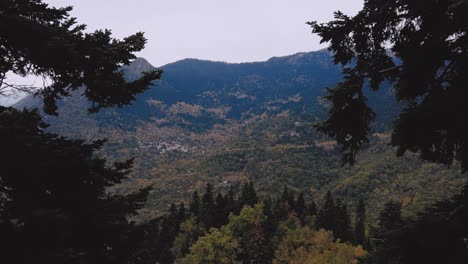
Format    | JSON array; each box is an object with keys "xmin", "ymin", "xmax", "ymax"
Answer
[{"xmin": 13, "ymin": 50, "xmax": 466, "ymax": 222}]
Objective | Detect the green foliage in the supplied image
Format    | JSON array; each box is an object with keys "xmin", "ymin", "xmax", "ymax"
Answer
[
  {"xmin": 178, "ymin": 228, "xmax": 240, "ymax": 264},
  {"xmin": 171, "ymin": 217, "xmax": 204, "ymax": 259},
  {"xmin": 309, "ymin": 0, "xmax": 468, "ymax": 169},
  {"xmin": 0, "ymin": 0, "xmax": 161, "ymax": 115},
  {"xmin": 273, "ymin": 227, "xmax": 365, "ymax": 264},
  {"xmin": 0, "ymin": 107, "xmax": 148, "ymax": 263}
]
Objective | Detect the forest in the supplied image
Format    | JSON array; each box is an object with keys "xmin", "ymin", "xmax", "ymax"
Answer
[{"xmin": 1, "ymin": 0, "xmax": 468, "ymax": 263}]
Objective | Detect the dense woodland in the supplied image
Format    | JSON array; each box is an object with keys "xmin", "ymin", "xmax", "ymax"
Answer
[{"xmin": 1, "ymin": 0, "xmax": 468, "ymax": 263}]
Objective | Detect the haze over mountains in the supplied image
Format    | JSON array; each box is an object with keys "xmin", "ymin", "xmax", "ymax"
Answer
[{"xmin": 14, "ymin": 50, "xmax": 466, "ymax": 221}]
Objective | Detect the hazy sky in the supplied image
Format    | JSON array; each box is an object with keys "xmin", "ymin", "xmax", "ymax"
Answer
[{"xmin": 44, "ymin": 0, "xmax": 363, "ymax": 67}]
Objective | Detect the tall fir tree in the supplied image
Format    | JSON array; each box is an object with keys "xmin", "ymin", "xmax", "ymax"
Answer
[{"xmin": 354, "ymin": 200, "xmax": 367, "ymax": 247}]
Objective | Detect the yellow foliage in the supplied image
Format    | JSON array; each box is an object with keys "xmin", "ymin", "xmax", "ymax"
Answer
[{"xmin": 273, "ymin": 228, "xmax": 365, "ymax": 264}]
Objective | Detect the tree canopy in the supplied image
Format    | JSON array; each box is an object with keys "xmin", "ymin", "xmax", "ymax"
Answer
[
  {"xmin": 309, "ymin": 0, "xmax": 468, "ymax": 170},
  {"xmin": 0, "ymin": 0, "xmax": 162, "ymax": 114}
]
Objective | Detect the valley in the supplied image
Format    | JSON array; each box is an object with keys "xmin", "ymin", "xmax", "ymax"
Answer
[{"xmin": 14, "ymin": 50, "xmax": 467, "ymax": 223}]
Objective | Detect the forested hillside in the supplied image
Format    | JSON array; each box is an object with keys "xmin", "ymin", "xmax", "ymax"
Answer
[{"xmin": 14, "ymin": 51, "xmax": 465, "ymax": 224}]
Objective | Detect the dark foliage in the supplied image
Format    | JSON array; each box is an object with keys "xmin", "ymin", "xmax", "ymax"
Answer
[
  {"xmin": 310, "ymin": 0, "xmax": 468, "ymax": 169},
  {"xmin": 0, "ymin": 107, "xmax": 149, "ymax": 264},
  {"xmin": 0, "ymin": 0, "xmax": 161, "ymax": 115}
]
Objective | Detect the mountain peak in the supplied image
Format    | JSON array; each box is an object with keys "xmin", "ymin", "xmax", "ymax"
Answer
[{"xmin": 122, "ymin": 57, "xmax": 156, "ymax": 81}]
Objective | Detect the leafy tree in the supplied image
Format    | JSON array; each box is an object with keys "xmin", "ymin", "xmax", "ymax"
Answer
[
  {"xmin": 171, "ymin": 217, "xmax": 204, "ymax": 260},
  {"xmin": 178, "ymin": 228, "xmax": 240, "ymax": 264},
  {"xmin": 0, "ymin": 0, "xmax": 161, "ymax": 114},
  {"xmin": 273, "ymin": 227, "xmax": 365, "ymax": 264},
  {"xmin": 309, "ymin": 0, "xmax": 468, "ymax": 169},
  {"xmin": 225, "ymin": 203, "xmax": 269, "ymax": 264},
  {"xmin": 0, "ymin": 107, "xmax": 149, "ymax": 264}
]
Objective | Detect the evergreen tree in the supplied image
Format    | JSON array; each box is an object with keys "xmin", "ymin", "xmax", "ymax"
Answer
[
  {"xmin": 373, "ymin": 200, "xmax": 404, "ymax": 263},
  {"xmin": 295, "ymin": 193, "xmax": 306, "ymax": 224},
  {"xmin": 0, "ymin": 107, "xmax": 149, "ymax": 264},
  {"xmin": 189, "ymin": 191, "xmax": 201, "ymax": 219},
  {"xmin": 226, "ymin": 185, "xmax": 238, "ymax": 215},
  {"xmin": 316, "ymin": 191, "xmax": 336, "ymax": 231},
  {"xmin": 334, "ymin": 200, "xmax": 353, "ymax": 242},
  {"xmin": 200, "ymin": 183, "xmax": 215, "ymax": 229},
  {"xmin": 0, "ymin": 0, "xmax": 161, "ymax": 115},
  {"xmin": 214, "ymin": 192, "xmax": 228, "ymax": 228},
  {"xmin": 178, "ymin": 202, "xmax": 187, "ymax": 224},
  {"xmin": 309, "ymin": 0, "xmax": 468, "ymax": 169},
  {"xmin": 308, "ymin": 201, "xmax": 317, "ymax": 216},
  {"xmin": 354, "ymin": 200, "xmax": 367, "ymax": 246},
  {"xmin": 240, "ymin": 182, "xmax": 258, "ymax": 207}
]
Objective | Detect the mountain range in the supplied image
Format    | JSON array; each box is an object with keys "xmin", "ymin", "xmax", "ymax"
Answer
[{"xmin": 14, "ymin": 50, "xmax": 466, "ymax": 222}]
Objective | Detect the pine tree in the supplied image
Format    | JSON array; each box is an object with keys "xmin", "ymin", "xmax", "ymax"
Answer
[
  {"xmin": 214, "ymin": 192, "xmax": 228, "ymax": 228},
  {"xmin": 240, "ymin": 182, "xmax": 258, "ymax": 207},
  {"xmin": 354, "ymin": 200, "xmax": 367, "ymax": 246},
  {"xmin": 200, "ymin": 183, "xmax": 215, "ymax": 229},
  {"xmin": 334, "ymin": 200, "xmax": 353, "ymax": 242},
  {"xmin": 295, "ymin": 193, "xmax": 306, "ymax": 224},
  {"xmin": 308, "ymin": 201, "xmax": 317, "ymax": 216},
  {"xmin": 0, "ymin": 0, "xmax": 161, "ymax": 115},
  {"xmin": 0, "ymin": 107, "xmax": 149, "ymax": 264},
  {"xmin": 189, "ymin": 191, "xmax": 201, "ymax": 219},
  {"xmin": 178, "ymin": 202, "xmax": 187, "ymax": 224},
  {"xmin": 309, "ymin": 0, "xmax": 468, "ymax": 169},
  {"xmin": 316, "ymin": 191, "xmax": 336, "ymax": 231}
]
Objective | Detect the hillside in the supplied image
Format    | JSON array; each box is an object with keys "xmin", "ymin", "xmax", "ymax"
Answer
[{"xmin": 14, "ymin": 50, "xmax": 466, "ymax": 222}]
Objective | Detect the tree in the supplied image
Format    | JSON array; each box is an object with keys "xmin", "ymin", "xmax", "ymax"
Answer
[
  {"xmin": 295, "ymin": 193, "xmax": 306, "ymax": 224},
  {"xmin": 0, "ymin": 107, "xmax": 149, "ymax": 264},
  {"xmin": 273, "ymin": 227, "xmax": 365, "ymax": 264},
  {"xmin": 190, "ymin": 191, "xmax": 201, "ymax": 219},
  {"xmin": 354, "ymin": 200, "xmax": 367, "ymax": 247},
  {"xmin": 372, "ymin": 201, "xmax": 404, "ymax": 263},
  {"xmin": 225, "ymin": 203, "xmax": 269, "ymax": 264},
  {"xmin": 178, "ymin": 228, "xmax": 240, "ymax": 264},
  {"xmin": 0, "ymin": 0, "xmax": 162, "ymax": 115},
  {"xmin": 316, "ymin": 191, "xmax": 336, "ymax": 231},
  {"xmin": 309, "ymin": 0, "xmax": 468, "ymax": 170},
  {"xmin": 171, "ymin": 217, "xmax": 204, "ymax": 260},
  {"xmin": 201, "ymin": 183, "xmax": 215, "ymax": 229},
  {"xmin": 0, "ymin": 1, "xmax": 161, "ymax": 263}
]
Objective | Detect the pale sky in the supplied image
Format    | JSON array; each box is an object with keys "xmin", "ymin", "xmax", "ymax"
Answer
[{"xmin": 44, "ymin": 0, "xmax": 363, "ymax": 67}]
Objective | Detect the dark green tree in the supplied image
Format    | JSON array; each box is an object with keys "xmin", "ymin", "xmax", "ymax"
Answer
[
  {"xmin": 372, "ymin": 200, "xmax": 404, "ymax": 263},
  {"xmin": 189, "ymin": 191, "xmax": 200, "ymax": 219},
  {"xmin": 308, "ymin": 201, "xmax": 317, "ymax": 216},
  {"xmin": 354, "ymin": 200, "xmax": 367, "ymax": 246},
  {"xmin": 214, "ymin": 192, "xmax": 228, "ymax": 228},
  {"xmin": 316, "ymin": 191, "xmax": 336, "ymax": 231},
  {"xmin": 334, "ymin": 199, "xmax": 353, "ymax": 242},
  {"xmin": 200, "ymin": 183, "xmax": 215, "ymax": 229},
  {"xmin": 240, "ymin": 182, "xmax": 258, "ymax": 207},
  {"xmin": 0, "ymin": 107, "xmax": 149, "ymax": 264},
  {"xmin": 309, "ymin": 0, "xmax": 468, "ymax": 169},
  {"xmin": 295, "ymin": 193, "xmax": 306, "ymax": 224},
  {"xmin": 0, "ymin": 0, "xmax": 161, "ymax": 115}
]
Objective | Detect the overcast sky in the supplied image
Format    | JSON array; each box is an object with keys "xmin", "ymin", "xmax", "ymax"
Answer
[{"xmin": 44, "ymin": 0, "xmax": 363, "ymax": 67}]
